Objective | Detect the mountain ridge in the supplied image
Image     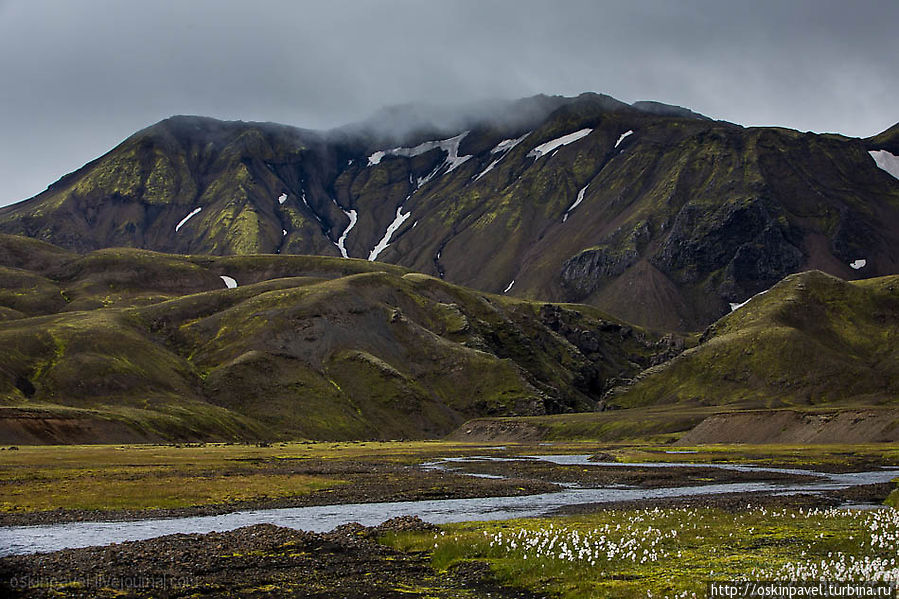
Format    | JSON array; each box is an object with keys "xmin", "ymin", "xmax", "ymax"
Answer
[{"xmin": 2, "ymin": 92, "xmax": 898, "ymax": 330}]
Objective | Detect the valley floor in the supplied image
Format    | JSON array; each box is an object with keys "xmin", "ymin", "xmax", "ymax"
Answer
[{"xmin": 0, "ymin": 442, "xmax": 897, "ymax": 598}]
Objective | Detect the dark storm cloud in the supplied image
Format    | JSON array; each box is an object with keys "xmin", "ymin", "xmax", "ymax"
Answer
[{"xmin": 1, "ymin": 0, "xmax": 897, "ymax": 206}]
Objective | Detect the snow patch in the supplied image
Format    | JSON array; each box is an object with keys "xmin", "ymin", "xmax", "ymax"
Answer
[
  {"xmin": 503, "ymin": 280, "xmax": 515, "ymax": 293},
  {"xmin": 369, "ymin": 205, "xmax": 411, "ymax": 261},
  {"xmin": 475, "ymin": 158, "xmax": 501, "ymax": 181},
  {"xmin": 300, "ymin": 190, "xmax": 321, "ymax": 223},
  {"xmin": 278, "ymin": 193, "xmax": 287, "ymax": 205},
  {"xmin": 475, "ymin": 134, "xmax": 531, "ymax": 181},
  {"xmin": 367, "ymin": 132, "xmax": 472, "ymax": 184},
  {"xmin": 850, "ymin": 259, "xmax": 866, "ymax": 270},
  {"xmin": 175, "ymin": 207, "xmax": 202, "ymax": 232},
  {"xmin": 729, "ymin": 289, "xmax": 769, "ymax": 312},
  {"xmin": 403, "ymin": 131, "xmax": 470, "ymax": 164},
  {"xmin": 441, "ymin": 133, "xmax": 473, "ymax": 173},
  {"xmin": 416, "ymin": 165, "xmax": 443, "ymax": 188},
  {"xmin": 490, "ymin": 133, "xmax": 529, "ymax": 154},
  {"xmin": 615, "ymin": 130, "xmax": 634, "ymax": 148},
  {"xmin": 562, "ymin": 185, "xmax": 589, "ymax": 222},
  {"xmin": 220, "ymin": 275, "xmax": 238, "ymax": 289},
  {"xmin": 869, "ymin": 150, "xmax": 899, "ymax": 180},
  {"xmin": 527, "ymin": 128, "xmax": 593, "ymax": 160},
  {"xmin": 334, "ymin": 207, "xmax": 358, "ymax": 259}
]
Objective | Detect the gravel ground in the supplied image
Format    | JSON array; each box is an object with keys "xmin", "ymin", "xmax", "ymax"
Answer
[{"xmin": 0, "ymin": 517, "xmax": 545, "ymax": 599}]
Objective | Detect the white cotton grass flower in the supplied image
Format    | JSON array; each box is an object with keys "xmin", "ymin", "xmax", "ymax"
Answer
[{"xmin": 444, "ymin": 504, "xmax": 899, "ymax": 597}]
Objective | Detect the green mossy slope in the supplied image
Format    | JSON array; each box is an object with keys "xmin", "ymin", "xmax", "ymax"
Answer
[
  {"xmin": 606, "ymin": 271, "xmax": 899, "ymax": 409},
  {"xmin": 0, "ymin": 236, "xmax": 665, "ymax": 443}
]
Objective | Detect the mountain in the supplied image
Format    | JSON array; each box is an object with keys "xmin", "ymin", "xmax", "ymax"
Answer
[
  {"xmin": 2, "ymin": 93, "xmax": 898, "ymax": 330},
  {"xmin": 605, "ymin": 270, "xmax": 899, "ymax": 410},
  {"xmin": 451, "ymin": 269, "xmax": 899, "ymax": 444},
  {"xmin": 0, "ymin": 234, "xmax": 667, "ymax": 444}
]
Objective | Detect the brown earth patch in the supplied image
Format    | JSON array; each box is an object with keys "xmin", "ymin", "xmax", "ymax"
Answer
[
  {"xmin": 447, "ymin": 419, "xmax": 548, "ymax": 442},
  {"xmin": 0, "ymin": 410, "xmax": 158, "ymax": 445},
  {"xmin": 676, "ymin": 409, "xmax": 899, "ymax": 445}
]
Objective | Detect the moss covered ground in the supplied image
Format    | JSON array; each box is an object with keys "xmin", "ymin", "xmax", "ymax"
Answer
[
  {"xmin": 0, "ymin": 439, "xmax": 559, "ymax": 516},
  {"xmin": 0, "ymin": 440, "xmax": 462, "ymax": 514},
  {"xmin": 2, "ymin": 441, "xmax": 895, "ymax": 516},
  {"xmin": 383, "ymin": 504, "xmax": 899, "ymax": 599}
]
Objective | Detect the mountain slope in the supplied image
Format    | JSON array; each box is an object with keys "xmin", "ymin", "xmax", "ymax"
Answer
[
  {"xmin": 2, "ymin": 94, "xmax": 898, "ymax": 330},
  {"xmin": 0, "ymin": 234, "xmax": 666, "ymax": 443},
  {"xmin": 605, "ymin": 270, "xmax": 899, "ymax": 409}
]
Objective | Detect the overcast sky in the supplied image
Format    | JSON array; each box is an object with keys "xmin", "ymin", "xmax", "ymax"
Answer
[{"xmin": 1, "ymin": 0, "xmax": 897, "ymax": 207}]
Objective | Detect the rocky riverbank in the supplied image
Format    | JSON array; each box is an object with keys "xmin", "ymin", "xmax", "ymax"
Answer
[{"xmin": 0, "ymin": 517, "xmax": 542, "ymax": 599}]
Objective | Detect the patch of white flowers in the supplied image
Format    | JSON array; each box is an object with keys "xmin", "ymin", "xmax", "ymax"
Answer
[
  {"xmin": 482, "ymin": 507, "xmax": 687, "ymax": 567},
  {"xmin": 750, "ymin": 507, "xmax": 899, "ymax": 583},
  {"xmin": 455, "ymin": 503, "xmax": 899, "ymax": 599}
]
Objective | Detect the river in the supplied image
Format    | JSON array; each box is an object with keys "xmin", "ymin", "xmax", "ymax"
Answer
[{"xmin": 2, "ymin": 455, "xmax": 896, "ymax": 556}]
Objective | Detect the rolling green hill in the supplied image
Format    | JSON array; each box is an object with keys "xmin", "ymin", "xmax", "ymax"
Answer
[
  {"xmin": 606, "ymin": 270, "xmax": 899, "ymax": 409},
  {"xmin": 0, "ymin": 234, "xmax": 666, "ymax": 443},
  {"xmin": 451, "ymin": 270, "xmax": 899, "ymax": 444}
]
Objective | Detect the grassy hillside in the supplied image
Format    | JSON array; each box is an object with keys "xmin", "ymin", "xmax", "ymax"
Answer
[
  {"xmin": 606, "ymin": 270, "xmax": 899, "ymax": 409},
  {"xmin": 0, "ymin": 235, "xmax": 666, "ymax": 443}
]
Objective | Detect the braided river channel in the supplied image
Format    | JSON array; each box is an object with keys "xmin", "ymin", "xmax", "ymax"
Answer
[{"xmin": 3, "ymin": 455, "xmax": 897, "ymax": 556}]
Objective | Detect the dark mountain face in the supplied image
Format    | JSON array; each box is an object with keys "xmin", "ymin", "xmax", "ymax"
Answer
[{"xmin": 2, "ymin": 93, "xmax": 897, "ymax": 330}]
